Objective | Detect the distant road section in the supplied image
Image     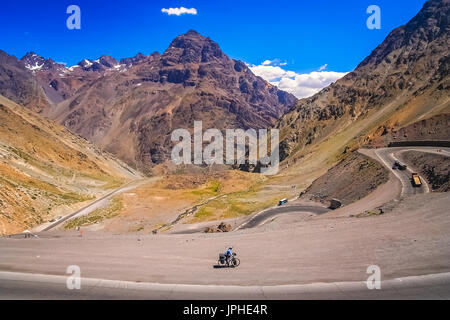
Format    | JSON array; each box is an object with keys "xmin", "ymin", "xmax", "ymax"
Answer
[
  {"xmin": 374, "ymin": 147, "xmax": 449, "ymax": 196},
  {"xmin": 37, "ymin": 179, "xmax": 148, "ymax": 232},
  {"xmin": 375, "ymin": 149, "xmax": 429, "ymax": 195},
  {"xmin": 237, "ymin": 205, "xmax": 330, "ymax": 230}
]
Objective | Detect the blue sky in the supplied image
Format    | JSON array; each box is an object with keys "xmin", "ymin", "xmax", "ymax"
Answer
[{"xmin": 0, "ymin": 0, "xmax": 427, "ymax": 97}]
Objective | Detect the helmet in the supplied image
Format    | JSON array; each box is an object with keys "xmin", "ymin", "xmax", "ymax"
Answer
[{"xmin": 228, "ymin": 246, "xmax": 233, "ymax": 250}]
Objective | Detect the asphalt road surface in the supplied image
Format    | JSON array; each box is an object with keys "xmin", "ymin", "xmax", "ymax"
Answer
[
  {"xmin": 1, "ymin": 271, "xmax": 449, "ymax": 300},
  {"xmin": 37, "ymin": 179, "xmax": 148, "ymax": 232},
  {"xmin": 374, "ymin": 147, "xmax": 450, "ymax": 196},
  {"xmin": 237, "ymin": 205, "xmax": 330, "ymax": 229}
]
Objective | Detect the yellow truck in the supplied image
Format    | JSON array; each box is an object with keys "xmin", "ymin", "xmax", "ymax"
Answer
[{"xmin": 411, "ymin": 173, "xmax": 422, "ymax": 187}]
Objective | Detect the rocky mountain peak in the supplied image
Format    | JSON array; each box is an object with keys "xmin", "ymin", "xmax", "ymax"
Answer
[
  {"xmin": 185, "ymin": 29, "xmax": 202, "ymax": 37},
  {"xmin": 120, "ymin": 52, "xmax": 148, "ymax": 66},
  {"xmin": 21, "ymin": 51, "xmax": 40, "ymax": 59},
  {"xmin": 77, "ymin": 59, "xmax": 94, "ymax": 68},
  {"xmin": 163, "ymin": 30, "xmax": 224, "ymax": 64},
  {"xmin": 20, "ymin": 52, "xmax": 46, "ymax": 71},
  {"xmin": 77, "ymin": 55, "xmax": 120, "ymax": 72},
  {"xmin": 98, "ymin": 55, "xmax": 119, "ymax": 68},
  {"xmin": 20, "ymin": 52, "xmax": 66, "ymax": 73}
]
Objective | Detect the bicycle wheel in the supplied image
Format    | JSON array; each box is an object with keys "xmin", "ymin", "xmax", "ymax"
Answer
[{"xmin": 231, "ymin": 258, "xmax": 240, "ymax": 267}]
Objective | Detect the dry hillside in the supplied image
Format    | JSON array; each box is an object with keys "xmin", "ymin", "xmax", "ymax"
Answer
[
  {"xmin": 0, "ymin": 95, "xmax": 140, "ymax": 235},
  {"xmin": 304, "ymin": 152, "xmax": 389, "ymax": 206}
]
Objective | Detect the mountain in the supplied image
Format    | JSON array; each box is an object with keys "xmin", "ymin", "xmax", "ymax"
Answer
[
  {"xmin": 120, "ymin": 53, "xmax": 148, "ymax": 67},
  {"xmin": 75, "ymin": 55, "xmax": 120, "ymax": 72},
  {"xmin": 0, "ymin": 51, "xmax": 130, "ymax": 109},
  {"xmin": 19, "ymin": 53, "xmax": 126, "ymax": 105},
  {"xmin": 277, "ymin": 0, "xmax": 449, "ymax": 162},
  {"xmin": 0, "ymin": 94, "xmax": 140, "ymax": 235},
  {"xmin": 0, "ymin": 31, "xmax": 297, "ymax": 171},
  {"xmin": 47, "ymin": 30, "xmax": 297, "ymax": 170},
  {"xmin": 0, "ymin": 50, "xmax": 50, "ymax": 113}
]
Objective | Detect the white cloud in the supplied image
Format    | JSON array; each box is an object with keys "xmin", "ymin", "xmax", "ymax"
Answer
[
  {"xmin": 318, "ymin": 64, "xmax": 328, "ymax": 71},
  {"xmin": 249, "ymin": 61, "xmax": 348, "ymax": 99},
  {"xmin": 258, "ymin": 59, "xmax": 287, "ymax": 67},
  {"xmin": 250, "ymin": 65, "xmax": 287, "ymax": 81},
  {"xmin": 161, "ymin": 7, "xmax": 198, "ymax": 16}
]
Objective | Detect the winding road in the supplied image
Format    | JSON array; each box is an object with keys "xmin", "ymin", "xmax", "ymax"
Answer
[
  {"xmin": 37, "ymin": 179, "xmax": 149, "ymax": 232},
  {"xmin": 235, "ymin": 146, "xmax": 449, "ymax": 230},
  {"xmin": 374, "ymin": 148, "xmax": 429, "ymax": 195},
  {"xmin": 237, "ymin": 205, "xmax": 330, "ymax": 230},
  {"xmin": 373, "ymin": 146, "xmax": 449, "ymax": 195}
]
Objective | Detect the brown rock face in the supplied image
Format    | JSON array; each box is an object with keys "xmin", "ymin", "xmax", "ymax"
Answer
[
  {"xmin": 277, "ymin": 0, "xmax": 450, "ymax": 161},
  {"xmin": 0, "ymin": 51, "xmax": 50, "ymax": 113}
]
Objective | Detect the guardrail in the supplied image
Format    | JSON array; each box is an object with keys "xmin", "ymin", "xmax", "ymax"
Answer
[{"xmin": 388, "ymin": 140, "xmax": 450, "ymax": 147}]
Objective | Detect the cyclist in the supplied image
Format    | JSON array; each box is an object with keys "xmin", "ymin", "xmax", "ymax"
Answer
[{"xmin": 225, "ymin": 246, "xmax": 233, "ymax": 266}]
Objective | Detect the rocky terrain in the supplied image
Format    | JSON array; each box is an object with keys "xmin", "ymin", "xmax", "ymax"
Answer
[
  {"xmin": 0, "ymin": 51, "xmax": 50, "ymax": 113},
  {"xmin": 0, "ymin": 31, "xmax": 297, "ymax": 172},
  {"xmin": 277, "ymin": 0, "xmax": 449, "ymax": 163},
  {"xmin": 0, "ymin": 94, "xmax": 139, "ymax": 235},
  {"xmin": 303, "ymin": 152, "xmax": 389, "ymax": 206},
  {"xmin": 379, "ymin": 113, "xmax": 450, "ymax": 145},
  {"xmin": 399, "ymin": 150, "xmax": 450, "ymax": 192},
  {"xmin": 204, "ymin": 222, "xmax": 232, "ymax": 233}
]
